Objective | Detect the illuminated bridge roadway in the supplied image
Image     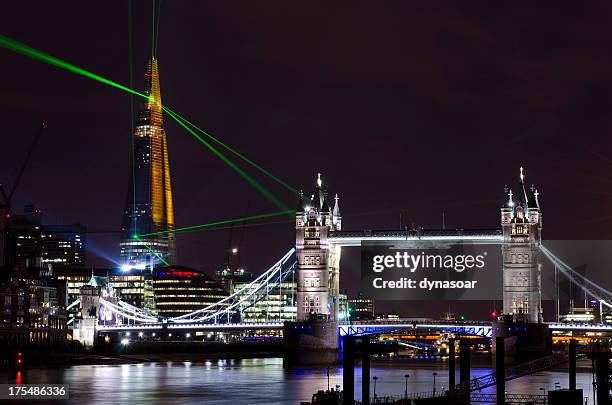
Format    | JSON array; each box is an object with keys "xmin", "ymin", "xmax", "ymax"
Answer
[
  {"xmin": 96, "ymin": 321, "xmax": 612, "ymax": 339},
  {"xmin": 95, "ymin": 321, "xmax": 493, "ymax": 337}
]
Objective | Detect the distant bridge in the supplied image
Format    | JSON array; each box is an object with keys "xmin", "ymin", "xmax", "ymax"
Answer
[
  {"xmin": 97, "ymin": 321, "xmax": 492, "ymax": 336},
  {"xmin": 96, "ymin": 319, "xmax": 612, "ymax": 340},
  {"xmin": 339, "ymin": 322, "xmax": 493, "ymax": 338}
]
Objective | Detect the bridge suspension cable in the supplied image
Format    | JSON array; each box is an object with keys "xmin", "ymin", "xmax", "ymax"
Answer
[
  {"xmin": 169, "ymin": 248, "xmax": 296, "ymax": 322},
  {"xmin": 99, "ymin": 298, "xmax": 158, "ymax": 323},
  {"xmin": 539, "ymin": 245, "xmax": 612, "ymax": 307}
]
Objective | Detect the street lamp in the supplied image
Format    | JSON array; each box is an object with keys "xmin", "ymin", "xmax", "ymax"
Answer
[
  {"xmin": 404, "ymin": 374, "xmax": 410, "ymax": 400},
  {"xmin": 373, "ymin": 376, "xmax": 378, "ymax": 400},
  {"xmin": 433, "ymin": 372, "xmax": 438, "ymax": 394}
]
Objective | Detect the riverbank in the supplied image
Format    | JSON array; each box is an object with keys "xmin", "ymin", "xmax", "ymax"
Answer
[
  {"xmin": 0, "ymin": 341, "xmax": 284, "ymax": 369},
  {"xmin": 29, "ymin": 351, "xmax": 287, "ymax": 367}
]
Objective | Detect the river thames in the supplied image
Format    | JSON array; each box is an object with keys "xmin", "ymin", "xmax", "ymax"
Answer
[{"xmin": 0, "ymin": 357, "xmax": 596, "ymax": 404}]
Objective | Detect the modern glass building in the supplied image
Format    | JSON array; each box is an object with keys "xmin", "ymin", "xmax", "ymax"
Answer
[
  {"xmin": 120, "ymin": 58, "xmax": 176, "ymax": 269},
  {"xmin": 41, "ymin": 224, "xmax": 86, "ymax": 269},
  {"xmin": 152, "ymin": 266, "xmax": 229, "ymax": 319},
  {"xmin": 348, "ymin": 291, "xmax": 375, "ymax": 320},
  {"xmin": 55, "ymin": 268, "xmax": 152, "ymax": 320},
  {"xmin": 234, "ymin": 280, "xmax": 297, "ymax": 323}
]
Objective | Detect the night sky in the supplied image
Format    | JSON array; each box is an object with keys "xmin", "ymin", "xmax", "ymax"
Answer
[{"xmin": 3, "ymin": 2, "xmax": 612, "ymax": 317}]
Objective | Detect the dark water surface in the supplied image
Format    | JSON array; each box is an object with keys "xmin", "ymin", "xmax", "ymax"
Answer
[{"xmin": 0, "ymin": 357, "xmax": 596, "ymax": 404}]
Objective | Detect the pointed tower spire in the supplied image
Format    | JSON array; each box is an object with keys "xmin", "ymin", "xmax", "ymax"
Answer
[
  {"xmin": 312, "ymin": 173, "xmax": 324, "ymax": 209},
  {"xmin": 518, "ymin": 166, "xmax": 530, "ymax": 209},
  {"xmin": 296, "ymin": 190, "xmax": 305, "ymax": 212},
  {"xmin": 138, "ymin": 58, "xmax": 164, "ymax": 127},
  {"xmin": 332, "ymin": 193, "xmax": 342, "ymax": 230},
  {"xmin": 333, "ymin": 194, "xmax": 341, "ymax": 217}
]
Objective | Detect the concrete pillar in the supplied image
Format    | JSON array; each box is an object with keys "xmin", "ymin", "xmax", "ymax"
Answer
[
  {"xmin": 448, "ymin": 338, "xmax": 456, "ymax": 390},
  {"xmin": 569, "ymin": 339, "xmax": 576, "ymax": 392},
  {"xmin": 459, "ymin": 339, "xmax": 470, "ymax": 388},
  {"xmin": 361, "ymin": 338, "xmax": 370, "ymax": 405},
  {"xmin": 595, "ymin": 353, "xmax": 609, "ymax": 405},
  {"xmin": 496, "ymin": 337, "xmax": 505, "ymax": 405},
  {"xmin": 342, "ymin": 336, "xmax": 354, "ymax": 405}
]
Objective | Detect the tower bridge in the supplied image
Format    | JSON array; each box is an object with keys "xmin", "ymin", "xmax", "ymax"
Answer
[{"xmin": 73, "ymin": 171, "xmax": 612, "ymax": 360}]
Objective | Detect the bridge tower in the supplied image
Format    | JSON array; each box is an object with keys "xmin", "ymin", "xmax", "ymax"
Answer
[
  {"xmin": 500, "ymin": 167, "xmax": 542, "ymax": 323},
  {"xmin": 495, "ymin": 168, "xmax": 550, "ymax": 361},
  {"xmin": 284, "ymin": 174, "xmax": 341, "ymax": 364},
  {"xmin": 295, "ymin": 174, "xmax": 341, "ymax": 321}
]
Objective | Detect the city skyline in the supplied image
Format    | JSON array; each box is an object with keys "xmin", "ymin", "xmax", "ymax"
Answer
[
  {"xmin": 2, "ymin": 2, "xmax": 612, "ymax": 288},
  {"xmin": 2, "ymin": 4, "xmax": 612, "ymax": 404}
]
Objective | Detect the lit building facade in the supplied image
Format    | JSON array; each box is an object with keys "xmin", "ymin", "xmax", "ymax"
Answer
[
  {"xmin": 152, "ymin": 266, "xmax": 228, "ymax": 319},
  {"xmin": 41, "ymin": 224, "xmax": 86, "ymax": 269},
  {"xmin": 234, "ymin": 280, "xmax": 297, "ymax": 323},
  {"xmin": 215, "ymin": 266, "xmax": 254, "ymax": 293},
  {"xmin": 120, "ymin": 58, "xmax": 176, "ymax": 269},
  {"xmin": 0, "ymin": 276, "xmax": 68, "ymax": 347},
  {"xmin": 55, "ymin": 268, "xmax": 151, "ymax": 319},
  {"xmin": 348, "ymin": 291, "xmax": 374, "ymax": 321},
  {"xmin": 560, "ymin": 308, "xmax": 596, "ymax": 323},
  {"xmin": 11, "ymin": 205, "xmax": 43, "ymax": 271},
  {"xmin": 8, "ymin": 205, "xmax": 87, "ymax": 273}
]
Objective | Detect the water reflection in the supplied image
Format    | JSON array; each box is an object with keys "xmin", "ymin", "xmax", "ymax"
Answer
[{"xmin": 0, "ymin": 357, "xmax": 596, "ymax": 404}]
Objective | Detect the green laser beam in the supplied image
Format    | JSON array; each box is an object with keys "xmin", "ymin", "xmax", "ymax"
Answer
[
  {"xmin": 137, "ymin": 209, "xmax": 294, "ymax": 237},
  {"xmin": 154, "ymin": 0, "xmax": 162, "ymax": 57},
  {"xmin": 164, "ymin": 108, "xmax": 290, "ymax": 212},
  {"xmin": 141, "ymin": 239, "xmax": 170, "ymax": 266},
  {"xmin": 0, "ymin": 35, "xmax": 147, "ymax": 98},
  {"xmin": 161, "ymin": 218, "xmax": 292, "ymax": 236},
  {"xmin": 0, "ymin": 35, "xmax": 294, "ymax": 210},
  {"xmin": 128, "ymin": 0, "xmax": 137, "ymax": 237},
  {"xmin": 151, "ymin": 0, "xmax": 155, "ymax": 59},
  {"xmin": 163, "ymin": 107, "xmax": 298, "ymax": 195}
]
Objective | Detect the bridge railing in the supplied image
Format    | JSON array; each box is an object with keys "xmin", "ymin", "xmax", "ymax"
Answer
[{"xmin": 457, "ymin": 351, "xmax": 571, "ymax": 393}]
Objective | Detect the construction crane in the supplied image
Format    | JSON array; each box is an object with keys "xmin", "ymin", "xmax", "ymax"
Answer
[{"xmin": 0, "ymin": 122, "xmax": 47, "ymax": 269}]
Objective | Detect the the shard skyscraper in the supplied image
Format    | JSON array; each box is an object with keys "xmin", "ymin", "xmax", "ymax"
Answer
[{"xmin": 119, "ymin": 58, "xmax": 176, "ymax": 268}]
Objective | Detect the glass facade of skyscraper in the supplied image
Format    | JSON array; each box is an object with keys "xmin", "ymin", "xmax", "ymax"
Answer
[{"xmin": 120, "ymin": 58, "xmax": 176, "ymax": 269}]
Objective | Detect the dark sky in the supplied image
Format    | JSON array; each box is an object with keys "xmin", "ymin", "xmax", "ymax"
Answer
[{"xmin": 3, "ymin": 2, "xmax": 612, "ymax": 317}]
